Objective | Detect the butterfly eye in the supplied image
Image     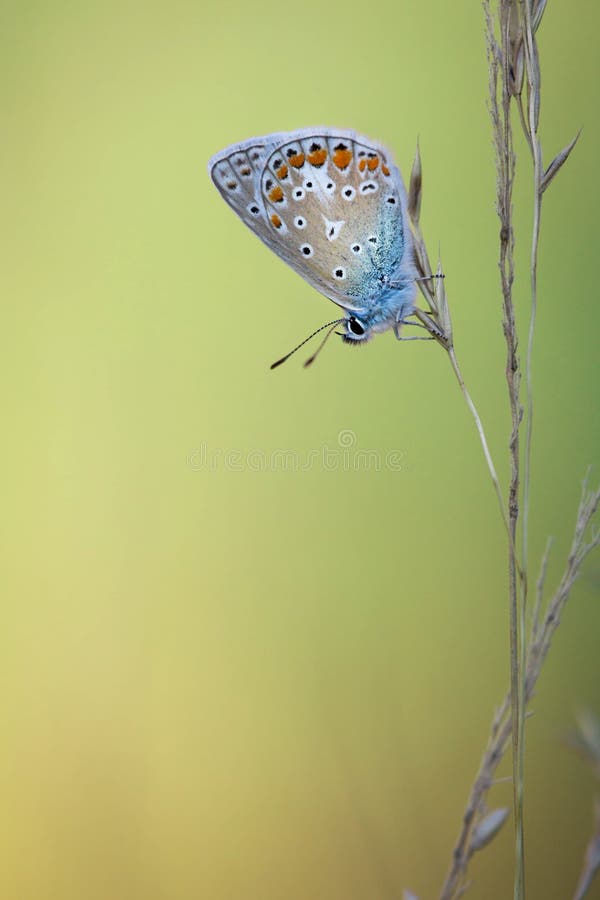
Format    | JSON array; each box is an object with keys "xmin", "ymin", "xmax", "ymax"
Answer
[{"xmin": 348, "ymin": 316, "xmax": 366, "ymax": 336}]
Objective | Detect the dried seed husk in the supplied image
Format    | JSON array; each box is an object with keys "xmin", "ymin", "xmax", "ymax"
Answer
[
  {"xmin": 541, "ymin": 130, "xmax": 581, "ymax": 193},
  {"xmin": 408, "ymin": 142, "xmax": 423, "ymax": 226},
  {"xmin": 471, "ymin": 808, "xmax": 510, "ymax": 851},
  {"xmin": 533, "ymin": 0, "xmax": 548, "ymax": 33}
]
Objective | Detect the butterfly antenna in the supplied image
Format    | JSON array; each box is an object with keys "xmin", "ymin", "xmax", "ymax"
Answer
[
  {"xmin": 303, "ymin": 321, "xmax": 342, "ymax": 368},
  {"xmin": 270, "ymin": 318, "xmax": 345, "ymax": 370}
]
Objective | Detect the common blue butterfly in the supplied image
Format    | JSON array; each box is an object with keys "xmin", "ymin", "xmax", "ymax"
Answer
[{"xmin": 208, "ymin": 128, "xmax": 418, "ymax": 366}]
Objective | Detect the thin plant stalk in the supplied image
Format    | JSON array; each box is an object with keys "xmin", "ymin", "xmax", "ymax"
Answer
[
  {"xmin": 412, "ymin": 301, "xmax": 523, "ymax": 576},
  {"xmin": 409, "ymin": 14, "xmax": 586, "ymax": 887},
  {"xmin": 408, "ymin": 162, "xmax": 517, "ymax": 562},
  {"xmin": 516, "ymin": 4, "xmax": 544, "ymax": 898},
  {"xmin": 520, "ymin": 0, "xmax": 543, "ymax": 600},
  {"xmin": 489, "ymin": 4, "xmax": 526, "ymax": 894},
  {"xmin": 438, "ymin": 478, "xmax": 600, "ymax": 900},
  {"xmin": 446, "ymin": 347, "xmax": 512, "ymax": 545}
]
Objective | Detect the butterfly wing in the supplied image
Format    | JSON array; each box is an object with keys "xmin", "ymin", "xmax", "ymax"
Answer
[
  {"xmin": 208, "ymin": 135, "xmax": 277, "ymax": 232},
  {"xmin": 209, "ymin": 128, "xmax": 414, "ymax": 314}
]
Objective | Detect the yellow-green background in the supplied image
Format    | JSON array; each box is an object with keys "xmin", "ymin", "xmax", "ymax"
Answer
[{"xmin": 2, "ymin": 1, "xmax": 599, "ymax": 897}]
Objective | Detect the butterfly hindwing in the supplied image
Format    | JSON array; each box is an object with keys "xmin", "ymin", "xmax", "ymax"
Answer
[{"xmin": 209, "ymin": 138, "xmax": 273, "ymax": 233}]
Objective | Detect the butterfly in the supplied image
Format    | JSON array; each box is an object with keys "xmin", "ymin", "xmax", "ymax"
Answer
[{"xmin": 208, "ymin": 128, "xmax": 420, "ymax": 367}]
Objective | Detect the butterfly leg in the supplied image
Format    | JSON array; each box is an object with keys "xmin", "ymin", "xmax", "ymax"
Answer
[
  {"xmin": 396, "ymin": 335, "xmax": 435, "ymax": 341},
  {"xmin": 414, "ymin": 274, "xmax": 445, "ymax": 283},
  {"xmin": 394, "ymin": 314, "xmax": 431, "ymax": 341},
  {"xmin": 399, "ymin": 317, "xmax": 427, "ymax": 328}
]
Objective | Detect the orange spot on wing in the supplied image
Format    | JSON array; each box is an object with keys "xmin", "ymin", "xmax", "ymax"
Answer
[
  {"xmin": 268, "ymin": 185, "xmax": 284, "ymax": 203},
  {"xmin": 288, "ymin": 152, "xmax": 305, "ymax": 168},
  {"xmin": 381, "ymin": 164, "xmax": 390, "ymax": 176},
  {"xmin": 358, "ymin": 159, "xmax": 367, "ymax": 172},
  {"xmin": 270, "ymin": 214, "xmax": 282, "ymax": 228},
  {"xmin": 307, "ymin": 148, "xmax": 328, "ymax": 167},
  {"xmin": 332, "ymin": 148, "xmax": 352, "ymax": 169},
  {"xmin": 367, "ymin": 155, "xmax": 379, "ymax": 171},
  {"xmin": 275, "ymin": 164, "xmax": 288, "ymax": 180}
]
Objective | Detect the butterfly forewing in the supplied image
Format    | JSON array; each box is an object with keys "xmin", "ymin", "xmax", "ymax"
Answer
[{"xmin": 209, "ymin": 129, "xmax": 413, "ymax": 314}]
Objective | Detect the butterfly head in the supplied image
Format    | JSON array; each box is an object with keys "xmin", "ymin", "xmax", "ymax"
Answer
[
  {"xmin": 341, "ymin": 315, "xmax": 371, "ymax": 345},
  {"xmin": 271, "ymin": 313, "xmax": 371, "ymax": 369}
]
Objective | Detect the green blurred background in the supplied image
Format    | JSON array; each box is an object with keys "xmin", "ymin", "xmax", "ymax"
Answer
[{"xmin": 2, "ymin": 1, "xmax": 599, "ymax": 897}]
